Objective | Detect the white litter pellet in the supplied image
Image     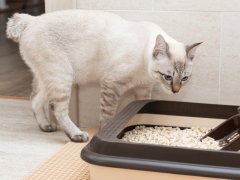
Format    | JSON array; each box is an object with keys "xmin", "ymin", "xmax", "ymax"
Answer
[{"xmin": 122, "ymin": 126, "xmax": 221, "ymax": 150}]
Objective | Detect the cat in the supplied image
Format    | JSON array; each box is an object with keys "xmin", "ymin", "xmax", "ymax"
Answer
[{"xmin": 6, "ymin": 10, "xmax": 201, "ymax": 142}]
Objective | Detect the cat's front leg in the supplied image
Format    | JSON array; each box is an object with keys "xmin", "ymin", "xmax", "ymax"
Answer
[
  {"xmin": 100, "ymin": 76, "xmax": 132, "ymax": 127},
  {"xmin": 31, "ymin": 76, "xmax": 57, "ymax": 132}
]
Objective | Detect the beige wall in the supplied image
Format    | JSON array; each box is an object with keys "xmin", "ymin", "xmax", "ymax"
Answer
[{"xmin": 45, "ymin": 0, "xmax": 240, "ymax": 127}]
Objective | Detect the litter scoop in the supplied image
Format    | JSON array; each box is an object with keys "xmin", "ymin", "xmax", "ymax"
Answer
[{"xmin": 201, "ymin": 107, "xmax": 240, "ymax": 151}]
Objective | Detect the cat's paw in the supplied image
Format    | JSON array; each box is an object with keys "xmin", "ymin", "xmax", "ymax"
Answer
[
  {"xmin": 39, "ymin": 124, "xmax": 58, "ymax": 132},
  {"xmin": 69, "ymin": 131, "xmax": 89, "ymax": 142}
]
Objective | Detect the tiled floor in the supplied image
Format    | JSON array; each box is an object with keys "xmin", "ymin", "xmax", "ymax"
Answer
[{"xmin": 0, "ymin": 98, "xmax": 68, "ymax": 180}]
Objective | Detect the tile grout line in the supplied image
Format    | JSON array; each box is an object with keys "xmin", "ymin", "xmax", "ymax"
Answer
[
  {"xmin": 218, "ymin": 12, "xmax": 223, "ymax": 104},
  {"xmin": 75, "ymin": 0, "xmax": 78, "ymax": 9}
]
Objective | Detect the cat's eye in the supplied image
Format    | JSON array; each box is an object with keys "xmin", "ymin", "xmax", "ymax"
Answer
[
  {"xmin": 163, "ymin": 75, "xmax": 172, "ymax": 81},
  {"xmin": 182, "ymin": 76, "xmax": 189, "ymax": 81},
  {"xmin": 155, "ymin": 71, "xmax": 172, "ymax": 81}
]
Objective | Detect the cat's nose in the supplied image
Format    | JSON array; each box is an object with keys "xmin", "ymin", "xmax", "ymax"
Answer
[
  {"xmin": 172, "ymin": 89, "xmax": 179, "ymax": 93},
  {"xmin": 172, "ymin": 84, "xmax": 181, "ymax": 93}
]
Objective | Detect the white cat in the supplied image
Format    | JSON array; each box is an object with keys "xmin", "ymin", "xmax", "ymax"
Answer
[{"xmin": 6, "ymin": 10, "xmax": 201, "ymax": 142}]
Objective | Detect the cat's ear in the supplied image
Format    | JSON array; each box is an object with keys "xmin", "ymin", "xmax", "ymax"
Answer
[
  {"xmin": 153, "ymin": 34, "xmax": 169, "ymax": 58},
  {"xmin": 186, "ymin": 42, "xmax": 202, "ymax": 60}
]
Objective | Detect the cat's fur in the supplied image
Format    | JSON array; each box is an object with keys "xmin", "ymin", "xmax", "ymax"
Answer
[{"xmin": 6, "ymin": 10, "xmax": 201, "ymax": 142}]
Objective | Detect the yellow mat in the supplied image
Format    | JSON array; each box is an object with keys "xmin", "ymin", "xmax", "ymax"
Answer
[{"xmin": 24, "ymin": 142, "xmax": 90, "ymax": 180}]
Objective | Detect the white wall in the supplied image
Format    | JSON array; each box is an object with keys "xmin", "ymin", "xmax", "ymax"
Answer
[{"xmin": 45, "ymin": 0, "xmax": 240, "ymax": 127}]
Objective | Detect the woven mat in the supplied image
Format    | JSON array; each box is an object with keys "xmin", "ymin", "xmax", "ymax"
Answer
[{"xmin": 24, "ymin": 142, "xmax": 90, "ymax": 180}]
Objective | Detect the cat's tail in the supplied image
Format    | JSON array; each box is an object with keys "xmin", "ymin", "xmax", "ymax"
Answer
[{"xmin": 6, "ymin": 13, "xmax": 34, "ymax": 43}]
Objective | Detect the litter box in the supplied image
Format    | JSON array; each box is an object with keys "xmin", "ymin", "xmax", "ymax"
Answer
[{"xmin": 81, "ymin": 100, "xmax": 240, "ymax": 179}]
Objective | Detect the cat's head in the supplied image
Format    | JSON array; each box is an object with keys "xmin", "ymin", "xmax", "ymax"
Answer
[{"xmin": 149, "ymin": 34, "xmax": 202, "ymax": 94}]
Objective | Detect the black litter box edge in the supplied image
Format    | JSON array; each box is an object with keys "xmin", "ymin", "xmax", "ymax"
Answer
[
  {"xmin": 137, "ymin": 100, "xmax": 237, "ymax": 119},
  {"xmin": 81, "ymin": 100, "xmax": 240, "ymax": 179},
  {"xmin": 81, "ymin": 144, "xmax": 240, "ymax": 179}
]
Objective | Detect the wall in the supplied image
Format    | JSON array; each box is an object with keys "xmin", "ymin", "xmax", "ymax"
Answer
[{"xmin": 45, "ymin": 0, "xmax": 240, "ymax": 127}]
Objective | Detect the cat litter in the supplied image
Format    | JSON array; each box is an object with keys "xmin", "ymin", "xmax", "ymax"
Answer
[{"xmin": 122, "ymin": 126, "xmax": 221, "ymax": 150}]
